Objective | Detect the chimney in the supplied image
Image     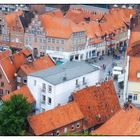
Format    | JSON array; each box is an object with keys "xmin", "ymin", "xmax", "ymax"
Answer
[{"xmin": 33, "ymin": 48, "xmax": 38, "ymax": 59}]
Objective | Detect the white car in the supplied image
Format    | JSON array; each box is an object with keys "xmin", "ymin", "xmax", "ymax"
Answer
[{"xmin": 112, "ymin": 66, "xmax": 123, "ymax": 76}]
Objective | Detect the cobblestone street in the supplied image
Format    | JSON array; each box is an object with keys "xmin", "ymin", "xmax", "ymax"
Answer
[{"xmin": 87, "ymin": 54, "xmax": 126, "ymax": 106}]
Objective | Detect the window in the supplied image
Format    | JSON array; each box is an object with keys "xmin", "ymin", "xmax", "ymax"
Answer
[
  {"xmin": 64, "ymin": 127, "xmax": 67, "ymax": 133},
  {"xmin": 76, "ymin": 122, "xmax": 80, "ymax": 128},
  {"xmin": 56, "ymin": 39, "xmax": 59, "ymax": 43},
  {"xmin": 137, "ymin": 72, "xmax": 140, "ymax": 78},
  {"xmin": 47, "ymin": 46, "xmax": 50, "ymax": 50},
  {"xmin": 42, "ymin": 95, "xmax": 46, "ymax": 104},
  {"xmin": 71, "ymin": 125, "xmax": 75, "ymax": 130},
  {"xmin": 52, "ymin": 38, "xmax": 55, "ymax": 43},
  {"xmin": 1, "ymin": 82, "xmax": 4, "ymax": 87},
  {"xmin": 48, "ymin": 97, "xmax": 52, "ymax": 105},
  {"xmin": 48, "ymin": 38, "xmax": 51, "ymax": 42},
  {"xmin": 83, "ymin": 77, "xmax": 86, "ymax": 85},
  {"xmin": 43, "ymin": 39, "xmax": 46, "ymax": 43},
  {"xmin": 61, "ymin": 40, "xmax": 64, "ymax": 44},
  {"xmin": 52, "ymin": 46, "xmax": 54, "ymax": 50},
  {"xmin": 5, "ymin": 90, "xmax": 9, "ymax": 94},
  {"xmin": 48, "ymin": 85, "xmax": 52, "ymax": 93},
  {"xmin": 42, "ymin": 83, "xmax": 46, "ymax": 92},
  {"xmin": 0, "ymin": 89, "xmax": 3, "ymax": 95},
  {"xmin": 34, "ymin": 80, "xmax": 36, "ymax": 86},
  {"xmin": 56, "ymin": 47, "xmax": 59, "ymax": 51},
  {"xmin": 76, "ymin": 79, "xmax": 78, "ymax": 85},
  {"xmin": 16, "ymin": 76, "xmax": 21, "ymax": 83},
  {"xmin": 128, "ymin": 94, "xmax": 132, "ymax": 102},
  {"xmin": 40, "ymin": 38, "xmax": 42, "ymax": 43},
  {"xmin": 133, "ymin": 94, "xmax": 137, "ymax": 101},
  {"xmin": 56, "ymin": 130, "xmax": 60, "ymax": 136},
  {"xmin": 23, "ymin": 78, "xmax": 27, "ymax": 84}
]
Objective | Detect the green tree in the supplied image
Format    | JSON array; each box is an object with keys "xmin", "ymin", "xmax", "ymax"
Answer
[{"xmin": 0, "ymin": 94, "xmax": 32, "ymax": 136}]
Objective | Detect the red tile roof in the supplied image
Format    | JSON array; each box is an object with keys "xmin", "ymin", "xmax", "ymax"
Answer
[
  {"xmin": 92, "ymin": 105, "xmax": 140, "ymax": 136},
  {"xmin": 0, "ymin": 57, "xmax": 16, "ymax": 82},
  {"xmin": 20, "ymin": 55, "xmax": 55, "ymax": 75},
  {"xmin": 0, "ymin": 50, "xmax": 28, "ymax": 82},
  {"xmin": 39, "ymin": 14, "xmax": 85, "ymax": 38},
  {"xmin": 0, "ymin": 50, "xmax": 11, "ymax": 60},
  {"xmin": 21, "ymin": 49, "xmax": 32, "ymax": 57},
  {"xmin": 65, "ymin": 9, "xmax": 102, "ymax": 24},
  {"xmin": 28, "ymin": 101, "xmax": 84, "ymax": 135},
  {"xmin": 12, "ymin": 51, "xmax": 27, "ymax": 69},
  {"xmin": 4, "ymin": 10, "xmax": 23, "ymax": 29},
  {"xmin": 46, "ymin": 9, "xmax": 64, "ymax": 17},
  {"xmin": 128, "ymin": 56, "xmax": 140, "ymax": 82},
  {"xmin": 127, "ymin": 31, "xmax": 140, "ymax": 56},
  {"xmin": 73, "ymin": 80, "xmax": 120, "ymax": 129},
  {"xmin": 1, "ymin": 85, "xmax": 35, "ymax": 104}
]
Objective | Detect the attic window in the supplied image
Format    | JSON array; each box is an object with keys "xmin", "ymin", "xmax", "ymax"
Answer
[{"xmin": 137, "ymin": 72, "xmax": 140, "ymax": 78}]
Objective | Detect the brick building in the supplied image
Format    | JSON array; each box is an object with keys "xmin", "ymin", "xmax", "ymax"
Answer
[
  {"xmin": 28, "ymin": 101, "xmax": 84, "ymax": 136},
  {"xmin": 0, "ymin": 10, "xmax": 34, "ymax": 51},
  {"xmin": 0, "ymin": 49, "xmax": 31, "ymax": 96}
]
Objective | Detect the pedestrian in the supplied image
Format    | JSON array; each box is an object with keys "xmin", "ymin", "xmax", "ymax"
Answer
[
  {"xmin": 104, "ymin": 65, "xmax": 106, "ymax": 70},
  {"xmin": 108, "ymin": 70, "xmax": 110, "ymax": 76}
]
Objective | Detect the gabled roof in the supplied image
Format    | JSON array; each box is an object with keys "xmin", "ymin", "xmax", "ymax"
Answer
[
  {"xmin": 39, "ymin": 14, "xmax": 85, "ymax": 38},
  {"xmin": 79, "ymin": 22, "xmax": 102, "ymax": 38},
  {"xmin": 28, "ymin": 101, "xmax": 84, "ymax": 135},
  {"xmin": 73, "ymin": 80, "xmax": 120, "ymax": 129},
  {"xmin": 127, "ymin": 31, "xmax": 140, "ymax": 56},
  {"xmin": 92, "ymin": 105, "xmax": 140, "ymax": 136},
  {"xmin": 45, "ymin": 9, "xmax": 64, "ymax": 17},
  {"xmin": 0, "ymin": 57, "xmax": 16, "ymax": 82},
  {"xmin": 12, "ymin": 51, "xmax": 27, "ymax": 69},
  {"xmin": 20, "ymin": 55, "xmax": 55, "ymax": 75},
  {"xmin": 0, "ymin": 49, "xmax": 29, "ymax": 82},
  {"xmin": 0, "ymin": 50, "xmax": 11, "ymax": 60},
  {"xmin": 4, "ymin": 10, "xmax": 23, "ymax": 29},
  {"xmin": 65, "ymin": 8, "xmax": 103, "ymax": 24},
  {"xmin": 1, "ymin": 85, "xmax": 35, "ymax": 104},
  {"xmin": 128, "ymin": 56, "xmax": 140, "ymax": 82}
]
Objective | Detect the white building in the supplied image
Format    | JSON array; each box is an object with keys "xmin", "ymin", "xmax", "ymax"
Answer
[
  {"xmin": 124, "ymin": 56, "xmax": 140, "ymax": 107},
  {"xmin": 27, "ymin": 61, "xmax": 101, "ymax": 113}
]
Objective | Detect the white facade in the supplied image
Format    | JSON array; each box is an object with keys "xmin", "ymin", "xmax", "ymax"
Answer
[
  {"xmin": 46, "ymin": 40, "xmax": 107, "ymax": 62},
  {"xmin": 27, "ymin": 68, "xmax": 101, "ymax": 114}
]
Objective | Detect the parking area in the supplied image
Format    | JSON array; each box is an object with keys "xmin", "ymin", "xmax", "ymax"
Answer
[{"xmin": 87, "ymin": 54, "xmax": 126, "ymax": 106}]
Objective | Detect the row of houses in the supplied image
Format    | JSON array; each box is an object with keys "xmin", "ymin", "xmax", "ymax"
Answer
[
  {"xmin": 1, "ymin": 79, "xmax": 120, "ymax": 135},
  {"xmin": 0, "ymin": 49, "xmax": 55, "ymax": 97},
  {"xmin": 123, "ymin": 14, "xmax": 140, "ymax": 106},
  {"xmin": 0, "ymin": 5, "xmax": 136, "ymax": 62},
  {"xmin": 0, "ymin": 47, "xmax": 121, "ymax": 135}
]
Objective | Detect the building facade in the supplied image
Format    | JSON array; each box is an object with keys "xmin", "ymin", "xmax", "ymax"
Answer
[{"xmin": 27, "ymin": 61, "xmax": 101, "ymax": 113}]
